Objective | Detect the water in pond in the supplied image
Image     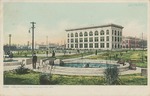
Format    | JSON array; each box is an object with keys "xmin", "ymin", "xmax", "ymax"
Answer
[{"xmin": 62, "ymin": 63, "xmax": 119, "ymax": 68}]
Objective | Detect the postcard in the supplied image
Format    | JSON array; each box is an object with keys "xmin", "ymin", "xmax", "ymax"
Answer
[{"xmin": 0, "ymin": 0, "xmax": 150, "ymax": 96}]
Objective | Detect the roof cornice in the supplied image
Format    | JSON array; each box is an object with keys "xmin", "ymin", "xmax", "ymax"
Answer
[{"xmin": 66, "ymin": 23, "xmax": 124, "ymax": 31}]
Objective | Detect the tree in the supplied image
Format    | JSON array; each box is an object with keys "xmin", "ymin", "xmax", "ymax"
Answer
[
  {"xmin": 95, "ymin": 50, "xmax": 97, "ymax": 55},
  {"xmin": 103, "ymin": 66, "xmax": 122, "ymax": 85}
]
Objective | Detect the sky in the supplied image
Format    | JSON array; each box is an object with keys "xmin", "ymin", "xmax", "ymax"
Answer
[{"xmin": 3, "ymin": 2, "xmax": 148, "ymax": 45}]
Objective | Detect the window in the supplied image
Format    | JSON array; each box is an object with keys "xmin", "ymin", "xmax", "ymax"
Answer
[
  {"xmin": 71, "ymin": 33, "xmax": 74, "ymax": 37},
  {"xmin": 79, "ymin": 32, "xmax": 83, "ymax": 37},
  {"xmin": 118, "ymin": 31, "xmax": 119, "ymax": 36},
  {"xmin": 120, "ymin": 31, "xmax": 122, "ymax": 36},
  {"xmin": 71, "ymin": 39, "xmax": 74, "ymax": 43},
  {"xmin": 75, "ymin": 44, "xmax": 78, "ymax": 48},
  {"xmin": 71, "ymin": 44, "xmax": 74, "ymax": 48},
  {"xmin": 115, "ymin": 37, "xmax": 117, "ymax": 41},
  {"xmin": 100, "ymin": 43, "xmax": 104, "ymax": 48},
  {"xmin": 112, "ymin": 36, "xmax": 114, "ymax": 41},
  {"xmin": 100, "ymin": 37, "xmax": 104, "ymax": 41},
  {"xmin": 107, "ymin": 43, "xmax": 109, "ymax": 48},
  {"xmin": 106, "ymin": 36, "xmax": 109, "ymax": 41},
  {"xmin": 95, "ymin": 43, "xmax": 99, "ymax": 48},
  {"xmin": 89, "ymin": 43, "xmax": 93, "ymax": 48},
  {"xmin": 89, "ymin": 37, "xmax": 93, "ymax": 42},
  {"xmin": 95, "ymin": 37, "xmax": 99, "ymax": 42},
  {"xmin": 68, "ymin": 44, "xmax": 69, "ymax": 48},
  {"xmin": 118, "ymin": 37, "xmax": 120, "ymax": 42},
  {"xmin": 115, "ymin": 30, "xmax": 116, "ymax": 35},
  {"xmin": 112, "ymin": 44, "xmax": 114, "ymax": 48},
  {"xmin": 106, "ymin": 30, "xmax": 109, "ymax": 35},
  {"xmin": 118, "ymin": 44, "xmax": 120, "ymax": 48},
  {"xmin": 89, "ymin": 31, "xmax": 93, "ymax": 36},
  {"xmin": 84, "ymin": 32, "xmax": 88, "ymax": 36},
  {"xmin": 100, "ymin": 30, "xmax": 104, "ymax": 35},
  {"xmin": 84, "ymin": 38, "xmax": 88, "ymax": 42},
  {"xmin": 75, "ymin": 33, "xmax": 78, "ymax": 37},
  {"xmin": 68, "ymin": 39, "xmax": 69, "ymax": 43},
  {"xmin": 115, "ymin": 44, "xmax": 117, "ymax": 48},
  {"xmin": 95, "ymin": 31, "xmax": 98, "ymax": 35},
  {"xmin": 79, "ymin": 38, "xmax": 83, "ymax": 42},
  {"xmin": 68, "ymin": 33, "xmax": 69, "ymax": 37},
  {"xmin": 75, "ymin": 38, "xmax": 78, "ymax": 43},
  {"xmin": 112, "ymin": 30, "xmax": 114, "ymax": 35},
  {"xmin": 120, "ymin": 37, "xmax": 122, "ymax": 41},
  {"xmin": 84, "ymin": 43, "xmax": 88, "ymax": 48},
  {"xmin": 79, "ymin": 44, "xmax": 83, "ymax": 48}
]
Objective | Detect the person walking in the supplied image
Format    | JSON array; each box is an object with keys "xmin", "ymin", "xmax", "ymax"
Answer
[{"xmin": 32, "ymin": 53, "xmax": 37, "ymax": 69}]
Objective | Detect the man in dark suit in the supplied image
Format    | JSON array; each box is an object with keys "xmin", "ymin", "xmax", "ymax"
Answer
[{"xmin": 32, "ymin": 53, "xmax": 37, "ymax": 69}]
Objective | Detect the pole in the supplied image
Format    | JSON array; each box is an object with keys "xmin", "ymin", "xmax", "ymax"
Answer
[
  {"xmin": 27, "ymin": 41, "xmax": 29, "ymax": 51},
  {"xmin": 142, "ymin": 32, "xmax": 144, "ymax": 62},
  {"xmin": 9, "ymin": 34, "xmax": 11, "ymax": 51},
  {"xmin": 134, "ymin": 36, "xmax": 136, "ymax": 50},
  {"xmin": 46, "ymin": 36, "xmax": 48, "ymax": 49},
  {"xmin": 142, "ymin": 32, "xmax": 144, "ymax": 50},
  {"xmin": 30, "ymin": 22, "xmax": 36, "ymax": 56}
]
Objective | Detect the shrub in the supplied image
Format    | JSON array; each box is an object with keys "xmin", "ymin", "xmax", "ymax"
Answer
[
  {"xmin": 15, "ymin": 64, "xmax": 30, "ymax": 74},
  {"xmin": 39, "ymin": 73, "xmax": 52, "ymax": 85},
  {"xmin": 104, "ymin": 66, "xmax": 122, "ymax": 85}
]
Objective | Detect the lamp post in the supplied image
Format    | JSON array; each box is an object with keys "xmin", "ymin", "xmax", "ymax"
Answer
[
  {"xmin": 27, "ymin": 41, "xmax": 29, "ymax": 51},
  {"xmin": 29, "ymin": 22, "xmax": 36, "ymax": 56},
  {"xmin": 141, "ymin": 32, "xmax": 144, "ymax": 62},
  {"xmin": 9, "ymin": 34, "xmax": 11, "ymax": 52}
]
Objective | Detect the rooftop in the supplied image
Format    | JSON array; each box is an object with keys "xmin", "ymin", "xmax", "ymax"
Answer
[{"xmin": 66, "ymin": 23, "xmax": 124, "ymax": 31}]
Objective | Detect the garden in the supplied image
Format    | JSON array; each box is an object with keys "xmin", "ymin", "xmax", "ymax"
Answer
[
  {"xmin": 4, "ymin": 70, "xmax": 147, "ymax": 85},
  {"xmin": 3, "ymin": 49, "xmax": 148, "ymax": 85},
  {"xmin": 86, "ymin": 50, "xmax": 147, "ymax": 68}
]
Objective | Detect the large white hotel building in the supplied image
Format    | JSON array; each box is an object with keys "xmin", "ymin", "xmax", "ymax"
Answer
[{"xmin": 66, "ymin": 24, "xmax": 123, "ymax": 50}]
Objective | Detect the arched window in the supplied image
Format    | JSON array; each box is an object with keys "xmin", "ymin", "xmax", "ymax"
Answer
[
  {"xmin": 75, "ymin": 33, "xmax": 78, "ymax": 37},
  {"xmin": 115, "ymin": 30, "xmax": 117, "ymax": 35},
  {"xmin": 84, "ymin": 32, "xmax": 88, "ymax": 36},
  {"xmin": 71, "ymin": 33, "xmax": 74, "ymax": 37},
  {"xmin": 89, "ymin": 31, "xmax": 93, "ymax": 36},
  {"xmin": 95, "ymin": 31, "xmax": 98, "ymax": 35},
  {"xmin": 79, "ymin": 32, "xmax": 83, "ymax": 37},
  {"xmin": 100, "ymin": 30, "xmax": 104, "ymax": 35},
  {"xmin": 106, "ymin": 30, "xmax": 109, "ymax": 35}
]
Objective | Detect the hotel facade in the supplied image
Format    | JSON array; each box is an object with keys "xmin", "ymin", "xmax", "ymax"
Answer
[{"xmin": 66, "ymin": 24, "xmax": 123, "ymax": 50}]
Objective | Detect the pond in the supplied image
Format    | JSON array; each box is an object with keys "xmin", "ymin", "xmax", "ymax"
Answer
[{"xmin": 62, "ymin": 63, "xmax": 120, "ymax": 68}]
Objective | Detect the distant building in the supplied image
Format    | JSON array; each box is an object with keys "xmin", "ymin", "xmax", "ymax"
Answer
[
  {"xmin": 66, "ymin": 24, "xmax": 123, "ymax": 50},
  {"xmin": 38, "ymin": 43, "xmax": 63, "ymax": 50},
  {"xmin": 3, "ymin": 44, "xmax": 17, "ymax": 53},
  {"xmin": 122, "ymin": 36, "xmax": 147, "ymax": 49}
]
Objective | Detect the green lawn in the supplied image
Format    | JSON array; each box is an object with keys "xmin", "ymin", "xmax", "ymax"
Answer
[
  {"xmin": 4, "ymin": 71, "xmax": 147, "ymax": 85},
  {"xmin": 56, "ymin": 52, "xmax": 93, "ymax": 59},
  {"xmin": 86, "ymin": 50, "xmax": 147, "ymax": 68}
]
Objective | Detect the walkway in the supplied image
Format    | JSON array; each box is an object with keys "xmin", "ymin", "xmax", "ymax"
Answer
[
  {"xmin": 4, "ymin": 62, "xmax": 142, "ymax": 77},
  {"xmin": 3, "ymin": 53, "xmax": 142, "ymax": 76}
]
